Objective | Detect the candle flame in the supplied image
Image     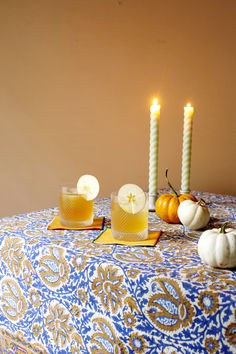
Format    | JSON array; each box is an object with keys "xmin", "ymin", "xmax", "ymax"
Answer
[
  {"xmin": 150, "ymin": 97, "xmax": 160, "ymax": 115},
  {"xmin": 185, "ymin": 103, "xmax": 194, "ymax": 110},
  {"xmin": 184, "ymin": 102, "xmax": 194, "ymax": 115},
  {"xmin": 153, "ymin": 98, "xmax": 158, "ymax": 105}
]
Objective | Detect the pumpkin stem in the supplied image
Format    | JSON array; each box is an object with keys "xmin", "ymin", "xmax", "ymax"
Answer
[
  {"xmin": 197, "ymin": 198, "xmax": 206, "ymax": 207},
  {"xmin": 165, "ymin": 168, "xmax": 178, "ymax": 198},
  {"xmin": 220, "ymin": 222, "xmax": 228, "ymax": 234}
]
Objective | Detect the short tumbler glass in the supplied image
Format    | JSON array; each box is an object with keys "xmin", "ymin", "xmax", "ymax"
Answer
[
  {"xmin": 111, "ymin": 192, "xmax": 149, "ymax": 241},
  {"xmin": 59, "ymin": 187, "xmax": 93, "ymax": 228}
]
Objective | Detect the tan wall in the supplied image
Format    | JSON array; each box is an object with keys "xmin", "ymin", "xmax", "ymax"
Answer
[{"xmin": 0, "ymin": 0, "xmax": 236, "ymax": 218}]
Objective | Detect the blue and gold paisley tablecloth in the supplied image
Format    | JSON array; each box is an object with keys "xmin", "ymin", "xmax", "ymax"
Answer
[{"xmin": 0, "ymin": 190, "xmax": 235, "ymax": 353}]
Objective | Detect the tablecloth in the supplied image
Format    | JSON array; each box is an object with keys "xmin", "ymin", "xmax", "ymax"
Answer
[{"xmin": 0, "ymin": 190, "xmax": 235, "ymax": 353}]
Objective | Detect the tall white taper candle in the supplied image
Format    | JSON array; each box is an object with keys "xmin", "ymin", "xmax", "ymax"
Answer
[
  {"xmin": 181, "ymin": 103, "xmax": 194, "ymax": 194},
  {"xmin": 149, "ymin": 98, "xmax": 160, "ymax": 211}
]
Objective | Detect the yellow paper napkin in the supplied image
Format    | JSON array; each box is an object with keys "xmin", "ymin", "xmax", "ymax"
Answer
[
  {"xmin": 47, "ymin": 216, "xmax": 105, "ymax": 230},
  {"xmin": 93, "ymin": 228, "xmax": 162, "ymax": 246}
]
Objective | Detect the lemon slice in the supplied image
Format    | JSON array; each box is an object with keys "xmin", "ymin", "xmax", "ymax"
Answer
[
  {"xmin": 118, "ymin": 184, "xmax": 146, "ymax": 214},
  {"xmin": 77, "ymin": 175, "xmax": 100, "ymax": 201}
]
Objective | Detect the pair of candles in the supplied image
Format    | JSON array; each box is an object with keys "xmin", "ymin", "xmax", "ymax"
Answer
[{"xmin": 149, "ymin": 99, "xmax": 194, "ymax": 210}]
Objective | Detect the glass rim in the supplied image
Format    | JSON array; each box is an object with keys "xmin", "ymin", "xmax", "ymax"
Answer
[{"xmin": 60, "ymin": 186, "xmax": 81, "ymax": 195}]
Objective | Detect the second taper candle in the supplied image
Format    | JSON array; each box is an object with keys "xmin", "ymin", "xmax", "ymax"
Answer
[
  {"xmin": 149, "ymin": 98, "xmax": 160, "ymax": 211},
  {"xmin": 181, "ymin": 103, "xmax": 194, "ymax": 193}
]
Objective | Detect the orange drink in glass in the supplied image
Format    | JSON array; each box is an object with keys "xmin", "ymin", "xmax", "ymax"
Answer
[
  {"xmin": 59, "ymin": 187, "xmax": 93, "ymax": 227},
  {"xmin": 111, "ymin": 185, "xmax": 148, "ymax": 241}
]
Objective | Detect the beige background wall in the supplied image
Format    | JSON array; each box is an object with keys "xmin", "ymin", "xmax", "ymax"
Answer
[{"xmin": 0, "ymin": 0, "xmax": 235, "ymax": 218}]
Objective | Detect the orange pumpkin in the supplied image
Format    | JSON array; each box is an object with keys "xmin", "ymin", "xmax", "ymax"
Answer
[{"xmin": 155, "ymin": 169, "xmax": 197, "ymax": 223}]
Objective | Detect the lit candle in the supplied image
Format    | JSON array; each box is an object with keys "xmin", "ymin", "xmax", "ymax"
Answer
[
  {"xmin": 149, "ymin": 98, "xmax": 160, "ymax": 211},
  {"xmin": 181, "ymin": 103, "xmax": 194, "ymax": 194}
]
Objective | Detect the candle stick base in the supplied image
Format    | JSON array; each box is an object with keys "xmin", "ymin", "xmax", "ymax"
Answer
[
  {"xmin": 149, "ymin": 193, "xmax": 158, "ymax": 212},
  {"xmin": 180, "ymin": 189, "xmax": 190, "ymax": 195}
]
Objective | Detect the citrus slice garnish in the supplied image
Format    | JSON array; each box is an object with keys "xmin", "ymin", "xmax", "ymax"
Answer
[
  {"xmin": 117, "ymin": 184, "xmax": 146, "ymax": 214},
  {"xmin": 77, "ymin": 175, "xmax": 99, "ymax": 201}
]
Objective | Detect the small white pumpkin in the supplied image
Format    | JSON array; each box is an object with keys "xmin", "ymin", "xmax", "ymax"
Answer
[
  {"xmin": 198, "ymin": 223, "xmax": 236, "ymax": 268},
  {"xmin": 177, "ymin": 199, "xmax": 210, "ymax": 230}
]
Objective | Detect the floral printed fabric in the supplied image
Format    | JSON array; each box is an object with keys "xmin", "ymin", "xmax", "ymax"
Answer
[{"xmin": 0, "ymin": 190, "xmax": 235, "ymax": 354}]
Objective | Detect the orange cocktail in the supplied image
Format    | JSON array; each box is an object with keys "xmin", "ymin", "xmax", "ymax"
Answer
[
  {"xmin": 111, "ymin": 187, "xmax": 148, "ymax": 241},
  {"xmin": 59, "ymin": 187, "xmax": 93, "ymax": 227}
]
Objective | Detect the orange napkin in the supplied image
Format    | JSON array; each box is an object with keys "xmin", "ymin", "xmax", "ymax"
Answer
[
  {"xmin": 47, "ymin": 216, "xmax": 105, "ymax": 230},
  {"xmin": 93, "ymin": 228, "xmax": 162, "ymax": 246}
]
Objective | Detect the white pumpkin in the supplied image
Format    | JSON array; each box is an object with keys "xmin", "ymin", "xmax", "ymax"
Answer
[
  {"xmin": 198, "ymin": 223, "xmax": 236, "ymax": 268},
  {"xmin": 177, "ymin": 199, "xmax": 210, "ymax": 230}
]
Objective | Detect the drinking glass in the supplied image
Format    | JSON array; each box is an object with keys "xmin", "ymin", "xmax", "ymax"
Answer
[
  {"xmin": 59, "ymin": 187, "xmax": 93, "ymax": 227},
  {"xmin": 111, "ymin": 192, "xmax": 149, "ymax": 241}
]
